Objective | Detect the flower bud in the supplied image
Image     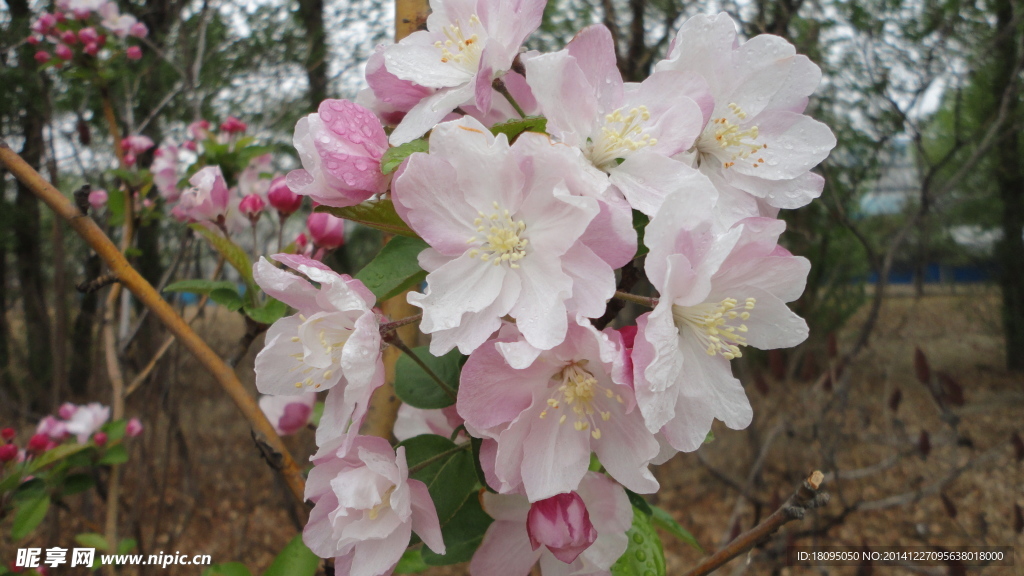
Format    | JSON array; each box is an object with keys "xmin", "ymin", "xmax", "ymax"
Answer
[
  {"xmin": 27, "ymin": 433, "xmax": 50, "ymax": 453},
  {"xmin": 183, "ymin": 140, "xmax": 197, "ymax": 151},
  {"xmin": 129, "ymin": 22, "xmax": 148, "ymax": 38},
  {"xmin": 267, "ymin": 176, "xmax": 302, "ymax": 216},
  {"xmin": 126, "ymin": 418, "xmax": 143, "ymax": 437},
  {"xmin": 187, "ymin": 119, "xmax": 210, "ymax": 139},
  {"xmin": 526, "ymin": 492, "xmax": 598, "ymax": 564},
  {"xmin": 58, "ymin": 402, "xmax": 78, "ymax": 420},
  {"xmin": 306, "ymin": 212, "xmax": 345, "ymax": 250},
  {"xmin": 33, "ymin": 51, "xmax": 51, "ymax": 64},
  {"xmin": 1, "ymin": 428, "xmax": 15, "ymax": 441},
  {"xmin": 78, "ymin": 27, "xmax": 99, "ymax": 44},
  {"xmin": 124, "ymin": 152, "xmax": 136, "ymax": 166},
  {"xmin": 26, "ymin": 35, "xmax": 40, "ymax": 45},
  {"xmin": 60, "ymin": 30, "xmax": 77, "ymax": 45},
  {"xmin": 239, "ymin": 193, "xmax": 265, "ymax": 223},
  {"xmin": 88, "ymin": 189, "xmax": 108, "ymax": 209},
  {"xmin": 220, "ymin": 116, "xmax": 247, "ymax": 134},
  {"xmin": 55, "ymin": 44, "xmax": 73, "ymax": 60},
  {"xmin": 126, "ymin": 45, "xmax": 142, "ymax": 60},
  {"xmin": 83, "ymin": 42, "xmax": 99, "ymax": 56},
  {"xmin": 0, "ymin": 444, "xmax": 17, "ymax": 462},
  {"xmin": 121, "ymin": 134, "xmax": 154, "ymax": 155},
  {"xmin": 32, "ymin": 13, "xmax": 57, "ymax": 34},
  {"xmin": 92, "ymin": 432, "xmax": 107, "ymax": 446}
]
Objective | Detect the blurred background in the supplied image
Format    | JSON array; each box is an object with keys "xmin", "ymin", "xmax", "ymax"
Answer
[{"xmin": 0, "ymin": 0, "xmax": 1022, "ymax": 573}]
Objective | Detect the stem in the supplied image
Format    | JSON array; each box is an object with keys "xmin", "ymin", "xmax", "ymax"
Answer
[
  {"xmin": 0, "ymin": 140, "xmax": 308, "ymax": 506},
  {"xmin": 277, "ymin": 213, "xmax": 286, "ymax": 253},
  {"xmin": 493, "ymin": 77, "xmax": 526, "ymax": 118},
  {"xmin": 407, "ymin": 442, "xmax": 471, "ymax": 475},
  {"xmin": 388, "ymin": 337, "xmax": 457, "ymax": 401},
  {"xmin": 379, "ymin": 313, "xmax": 422, "ymax": 335},
  {"xmin": 251, "ymin": 223, "xmax": 259, "ymax": 261},
  {"xmin": 613, "ymin": 290, "xmax": 658, "ymax": 308}
]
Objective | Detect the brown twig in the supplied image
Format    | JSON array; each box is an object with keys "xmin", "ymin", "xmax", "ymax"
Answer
[
  {"xmin": 0, "ymin": 140, "xmax": 307, "ymax": 506},
  {"xmin": 682, "ymin": 471, "xmax": 830, "ymax": 576}
]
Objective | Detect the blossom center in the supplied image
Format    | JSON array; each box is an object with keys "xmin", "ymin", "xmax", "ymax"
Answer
[
  {"xmin": 367, "ymin": 485, "xmax": 396, "ymax": 520},
  {"xmin": 539, "ymin": 362, "xmax": 625, "ymax": 440},
  {"xmin": 466, "ymin": 202, "xmax": 528, "ymax": 268},
  {"xmin": 702, "ymin": 103, "xmax": 767, "ymax": 169},
  {"xmin": 586, "ymin": 105, "xmax": 658, "ymax": 171},
  {"xmin": 434, "ymin": 15, "xmax": 484, "ymax": 74},
  {"xmin": 672, "ymin": 297, "xmax": 755, "ymax": 360},
  {"xmin": 289, "ymin": 314, "xmax": 350, "ymax": 389}
]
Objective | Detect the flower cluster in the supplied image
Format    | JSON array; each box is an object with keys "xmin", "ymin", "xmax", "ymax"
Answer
[
  {"xmin": 28, "ymin": 0, "xmax": 148, "ymax": 66},
  {"xmin": 251, "ymin": 5, "xmax": 834, "ymax": 575}
]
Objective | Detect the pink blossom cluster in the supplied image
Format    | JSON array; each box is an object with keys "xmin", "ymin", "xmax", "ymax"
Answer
[
  {"xmin": 251, "ymin": 4, "xmax": 835, "ymax": 575},
  {"xmin": 28, "ymin": 0, "xmax": 148, "ymax": 66}
]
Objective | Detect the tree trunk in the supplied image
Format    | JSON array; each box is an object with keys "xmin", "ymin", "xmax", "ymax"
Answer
[{"xmin": 297, "ymin": 0, "xmax": 329, "ymax": 109}]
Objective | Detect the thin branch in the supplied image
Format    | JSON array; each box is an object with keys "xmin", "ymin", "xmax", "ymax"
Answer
[{"xmin": 613, "ymin": 290, "xmax": 657, "ymax": 308}]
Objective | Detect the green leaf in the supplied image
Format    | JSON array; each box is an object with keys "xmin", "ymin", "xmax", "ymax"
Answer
[
  {"xmin": 62, "ymin": 474, "xmax": 96, "ymax": 496},
  {"xmin": 109, "ymin": 168, "xmax": 142, "ymax": 187},
  {"xmin": 202, "ymin": 563, "xmax": 252, "ymax": 576},
  {"xmin": 355, "ymin": 236, "xmax": 429, "ymax": 302},
  {"xmin": 315, "ymin": 200, "xmax": 418, "ymax": 238},
  {"xmin": 395, "ymin": 547, "xmax": 429, "ymax": 574},
  {"xmin": 164, "ymin": 279, "xmax": 238, "ymax": 295},
  {"xmin": 12, "ymin": 478, "xmax": 46, "ymax": 502},
  {"xmin": 380, "ymin": 139, "xmax": 429, "ymax": 174},
  {"xmin": 651, "ymin": 506, "xmax": 703, "ymax": 553},
  {"xmin": 632, "ymin": 210, "xmax": 650, "ymax": 259},
  {"xmin": 262, "ymin": 534, "xmax": 319, "ymax": 576},
  {"xmin": 12, "ymin": 497, "xmax": 50, "ymax": 540},
  {"xmin": 190, "ymin": 223, "xmax": 258, "ymax": 304},
  {"xmin": 311, "ymin": 401, "xmax": 325, "ymax": 427},
  {"xmin": 75, "ymin": 532, "xmax": 110, "ymax": 552},
  {"xmin": 106, "ymin": 188, "xmax": 126, "ymax": 227},
  {"xmin": 210, "ymin": 287, "xmax": 244, "ymax": 312},
  {"xmin": 610, "ymin": 506, "xmax": 666, "ymax": 576},
  {"xmin": 489, "ymin": 116, "xmax": 548, "ymax": 141},
  {"xmin": 0, "ymin": 443, "xmax": 93, "ymax": 493},
  {"xmin": 626, "ymin": 489, "xmax": 653, "ymax": 516},
  {"xmin": 704, "ymin": 431, "xmax": 715, "ymax": 444},
  {"xmin": 103, "ymin": 420, "xmax": 127, "ymax": 444},
  {"xmin": 244, "ymin": 297, "xmax": 287, "ymax": 324},
  {"xmin": 117, "ymin": 538, "xmax": 138, "ymax": 554},
  {"xmin": 422, "ymin": 492, "xmax": 492, "ymax": 566},
  {"xmin": 398, "ymin": 435, "xmax": 476, "ymax": 525},
  {"xmin": 394, "ymin": 346, "xmax": 462, "ymax": 409},
  {"xmin": 99, "ymin": 445, "xmax": 129, "ymax": 465}
]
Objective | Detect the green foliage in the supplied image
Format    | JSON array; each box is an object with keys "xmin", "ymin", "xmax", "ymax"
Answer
[
  {"xmin": 381, "ymin": 140, "xmax": 429, "ymax": 174},
  {"xmin": 202, "ymin": 563, "xmax": 253, "ymax": 576},
  {"xmin": 315, "ymin": 200, "xmax": 418, "ymax": 238},
  {"xmin": 189, "ymin": 224, "xmax": 258, "ymax": 307},
  {"xmin": 489, "ymin": 116, "xmax": 548, "ymax": 142},
  {"xmin": 399, "ymin": 435, "xmax": 478, "ymax": 526},
  {"xmin": 610, "ymin": 506, "xmax": 666, "ymax": 576},
  {"xmin": 244, "ymin": 298, "xmax": 288, "ymax": 324},
  {"xmin": 261, "ymin": 534, "xmax": 319, "ymax": 576},
  {"xmin": 421, "ymin": 494, "xmax": 492, "ymax": 566},
  {"xmin": 651, "ymin": 506, "xmax": 702, "ymax": 552},
  {"xmin": 355, "ymin": 236, "xmax": 429, "ymax": 301},
  {"xmin": 12, "ymin": 496, "xmax": 50, "ymax": 540},
  {"xmin": 164, "ymin": 280, "xmax": 239, "ymax": 295},
  {"xmin": 395, "ymin": 548, "xmax": 430, "ymax": 574},
  {"xmin": 394, "ymin": 346, "xmax": 463, "ymax": 409}
]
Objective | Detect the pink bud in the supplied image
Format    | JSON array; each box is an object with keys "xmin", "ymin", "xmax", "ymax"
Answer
[
  {"xmin": 294, "ymin": 232, "xmax": 309, "ymax": 250},
  {"xmin": 26, "ymin": 35, "xmax": 40, "ymax": 45},
  {"xmin": 129, "ymin": 22, "xmax": 148, "ymax": 38},
  {"xmin": 32, "ymin": 13, "xmax": 57, "ymax": 34},
  {"xmin": 58, "ymin": 402, "xmax": 78, "ymax": 419},
  {"xmin": 97, "ymin": 33, "xmax": 107, "ymax": 46},
  {"xmin": 126, "ymin": 45, "xmax": 142, "ymax": 60},
  {"xmin": 92, "ymin": 432, "xmax": 107, "ymax": 446},
  {"xmin": 1, "ymin": 428, "xmax": 15, "ymax": 441},
  {"xmin": 239, "ymin": 193, "xmax": 266, "ymax": 222},
  {"xmin": 34, "ymin": 50, "xmax": 51, "ymax": 63},
  {"xmin": 267, "ymin": 176, "xmax": 302, "ymax": 216},
  {"xmin": 125, "ymin": 418, "xmax": 143, "ymax": 437},
  {"xmin": 187, "ymin": 119, "xmax": 210, "ymax": 139},
  {"xmin": 183, "ymin": 140, "xmax": 197, "ymax": 151},
  {"xmin": 124, "ymin": 152, "xmax": 136, "ymax": 166},
  {"xmin": 219, "ymin": 116, "xmax": 247, "ymax": 134},
  {"xmin": 306, "ymin": 212, "xmax": 345, "ymax": 250},
  {"xmin": 78, "ymin": 27, "xmax": 99, "ymax": 44},
  {"xmin": 60, "ymin": 30, "xmax": 77, "ymax": 45},
  {"xmin": 121, "ymin": 134, "xmax": 154, "ymax": 155},
  {"xmin": 88, "ymin": 189, "xmax": 108, "ymax": 209},
  {"xmin": 83, "ymin": 42, "xmax": 99, "ymax": 56},
  {"xmin": 27, "ymin": 433, "xmax": 49, "ymax": 453},
  {"xmin": 55, "ymin": 44, "xmax": 73, "ymax": 60},
  {"xmin": 526, "ymin": 492, "xmax": 598, "ymax": 564},
  {"xmin": 0, "ymin": 444, "xmax": 17, "ymax": 462}
]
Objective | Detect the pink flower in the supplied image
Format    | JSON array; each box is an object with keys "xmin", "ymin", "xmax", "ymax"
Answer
[
  {"xmin": 187, "ymin": 119, "xmax": 210, "ymax": 140},
  {"xmin": 99, "ymin": 2, "xmax": 137, "ymax": 38},
  {"xmin": 172, "ymin": 165, "xmax": 230, "ymax": 223},
  {"xmin": 36, "ymin": 416, "xmax": 67, "ymax": 440},
  {"xmin": 151, "ymin": 145, "xmax": 180, "ymax": 202},
  {"xmin": 26, "ymin": 35, "xmax": 40, "ymax": 45},
  {"xmin": 129, "ymin": 22, "xmax": 148, "ymax": 38},
  {"xmin": 87, "ymin": 189, "xmax": 108, "ymax": 209},
  {"xmin": 471, "ymin": 472, "xmax": 632, "ymax": 576},
  {"xmin": 633, "ymin": 191, "xmax": 810, "ymax": 451},
  {"xmin": 183, "ymin": 140, "xmax": 197, "ymax": 151},
  {"xmin": 55, "ymin": 44, "xmax": 73, "ymax": 60},
  {"xmin": 459, "ymin": 321, "xmax": 659, "ymax": 500},
  {"xmin": 220, "ymin": 116, "xmax": 247, "ymax": 134},
  {"xmin": 303, "ymin": 435, "xmax": 445, "ymax": 576},
  {"xmin": 0, "ymin": 444, "xmax": 17, "ymax": 462},
  {"xmin": 268, "ymin": 176, "xmax": 303, "ymax": 216},
  {"xmin": 1, "ymin": 427, "xmax": 14, "ymax": 441},
  {"xmin": 121, "ymin": 134, "xmax": 154, "ymax": 155},
  {"xmin": 655, "ymin": 13, "xmax": 835, "ymax": 217},
  {"xmin": 393, "ymin": 405, "xmax": 464, "ymax": 441},
  {"xmin": 253, "ymin": 254, "xmax": 383, "ymax": 445},
  {"xmin": 392, "ymin": 116, "xmax": 633, "ymax": 355},
  {"xmin": 239, "ymin": 193, "xmax": 266, "ymax": 223},
  {"xmin": 125, "ymin": 418, "xmax": 143, "ymax": 437},
  {"xmin": 32, "ymin": 13, "xmax": 57, "ymax": 34},
  {"xmin": 381, "ymin": 0, "xmax": 547, "ymax": 144},
  {"xmin": 78, "ymin": 27, "xmax": 99, "ymax": 44},
  {"xmin": 527, "ymin": 492, "xmax": 598, "ymax": 563},
  {"xmin": 356, "ymin": 46, "xmax": 436, "ymax": 126},
  {"xmin": 307, "ymin": 212, "xmax": 345, "ymax": 250},
  {"xmin": 259, "ymin": 392, "xmax": 316, "ymax": 436},
  {"xmin": 63, "ymin": 402, "xmax": 110, "ymax": 444},
  {"xmin": 34, "ymin": 51, "xmax": 51, "ymax": 63},
  {"xmin": 83, "ymin": 42, "xmax": 99, "ymax": 56},
  {"xmin": 28, "ymin": 433, "xmax": 50, "ymax": 453},
  {"xmin": 287, "ymin": 99, "xmax": 389, "ymax": 208},
  {"xmin": 126, "ymin": 45, "xmax": 142, "ymax": 60},
  {"xmin": 60, "ymin": 30, "xmax": 78, "ymax": 45}
]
